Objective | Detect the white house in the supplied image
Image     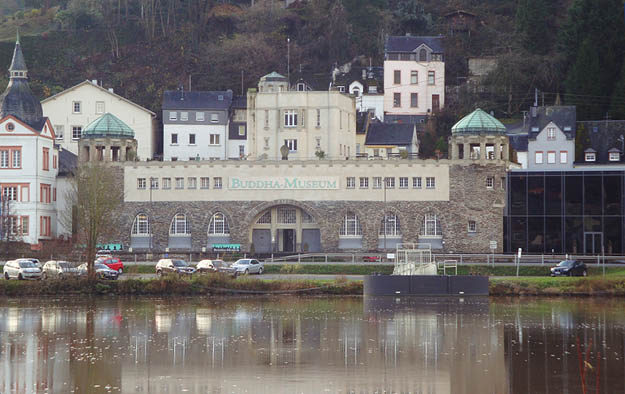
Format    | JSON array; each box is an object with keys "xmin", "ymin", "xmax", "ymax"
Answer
[
  {"xmin": 384, "ymin": 36, "xmax": 445, "ymax": 122},
  {"xmin": 41, "ymin": 80, "xmax": 156, "ymax": 161},
  {"xmin": 0, "ymin": 35, "xmax": 61, "ymax": 244},
  {"xmin": 247, "ymin": 72, "xmax": 357, "ymax": 160},
  {"xmin": 162, "ymin": 90, "xmax": 233, "ymax": 161}
]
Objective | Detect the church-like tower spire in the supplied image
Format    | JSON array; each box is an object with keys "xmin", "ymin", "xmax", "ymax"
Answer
[{"xmin": 9, "ymin": 29, "xmax": 27, "ymax": 79}]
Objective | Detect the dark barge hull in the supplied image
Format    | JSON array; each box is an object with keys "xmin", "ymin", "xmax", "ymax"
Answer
[{"xmin": 364, "ymin": 275, "xmax": 489, "ymax": 296}]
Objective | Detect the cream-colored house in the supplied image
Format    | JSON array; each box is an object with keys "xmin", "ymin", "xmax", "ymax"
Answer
[
  {"xmin": 41, "ymin": 80, "xmax": 156, "ymax": 160},
  {"xmin": 247, "ymin": 72, "xmax": 357, "ymax": 160},
  {"xmin": 384, "ymin": 36, "xmax": 445, "ymax": 121}
]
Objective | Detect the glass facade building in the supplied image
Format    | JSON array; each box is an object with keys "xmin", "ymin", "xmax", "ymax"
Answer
[{"xmin": 505, "ymin": 171, "xmax": 625, "ymax": 255}]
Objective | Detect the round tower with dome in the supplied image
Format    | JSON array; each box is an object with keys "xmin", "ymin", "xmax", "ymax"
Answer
[{"xmin": 448, "ymin": 108, "xmax": 509, "ymax": 163}]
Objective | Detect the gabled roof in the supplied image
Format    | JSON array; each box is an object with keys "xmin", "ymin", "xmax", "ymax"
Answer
[
  {"xmin": 83, "ymin": 113, "xmax": 134, "ymax": 139},
  {"xmin": 333, "ymin": 66, "xmax": 384, "ymax": 94},
  {"xmin": 162, "ymin": 90, "xmax": 233, "ymax": 110},
  {"xmin": 527, "ymin": 106, "xmax": 576, "ymax": 140},
  {"xmin": 385, "ymin": 36, "xmax": 444, "ymax": 54},
  {"xmin": 41, "ymin": 80, "xmax": 156, "ymax": 116},
  {"xmin": 365, "ymin": 123, "xmax": 416, "ymax": 146},
  {"xmin": 57, "ymin": 148, "xmax": 78, "ymax": 177},
  {"xmin": 576, "ymin": 120, "xmax": 625, "ymax": 164}
]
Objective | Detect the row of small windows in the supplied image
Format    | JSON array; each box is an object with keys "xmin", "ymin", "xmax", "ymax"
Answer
[
  {"xmin": 261, "ymin": 109, "xmax": 347, "ymax": 129},
  {"xmin": 387, "ymin": 49, "xmax": 443, "ymax": 62},
  {"xmin": 346, "ymin": 177, "xmax": 436, "ymax": 189},
  {"xmin": 535, "ymin": 151, "xmax": 568, "ymax": 165},
  {"xmin": 54, "ymin": 125, "xmax": 82, "ymax": 141},
  {"xmin": 131, "ymin": 212, "xmax": 230, "ymax": 236},
  {"xmin": 393, "ymin": 70, "xmax": 437, "ymax": 85},
  {"xmin": 72, "ymin": 101, "xmax": 106, "ymax": 114},
  {"xmin": 339, "ymin": 213, "xmax": 463, "ymax": 237},
  {"xmin": 169, "ymin": 111, "xmax": 220, "ymax": 122},
  {"xmin": 138, "ymin": 177, "xmax": 222, "ymax": 190}
]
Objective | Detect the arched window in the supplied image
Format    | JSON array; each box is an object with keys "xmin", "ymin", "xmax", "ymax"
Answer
[
  {"xmin": 209, "ymin": 213, "xmax": 230, "ymax": 235},
  {"xmin": 340, "ymin": 212, "xmax": 362, "ymax": 237},
  {"xmin": 169, "ymin": 213, "xmax": 190, "ymax": 235},
  {"xmin": 131, "ymin": 213, "xmax": 150, "ymax": 236},
  {"xmin": 421, "ymin": 213, "xmax": 442, "ymax": 236},
  {"xmin": 379, "ymin": 213, "xmax": 401, "ymax": 236},
  {"xmin": 419, "ymin": 48, "xmax": 427, "ymax": 62}
]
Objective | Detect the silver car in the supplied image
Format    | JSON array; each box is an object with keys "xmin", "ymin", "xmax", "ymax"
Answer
[
  {"xmin": 77, "ymin": 263, "xmax": 119, "ymax": 280},
  {"xmin": 42, "ymin": 261, "xmax": 81, "ymax": 280},
  {"xmin": 3, "ymin": 259, "xmax": 42, "ymax": 280},
  {"xmin": 231, "ymin": 259, "xmax": 264, "ymax": 275}
]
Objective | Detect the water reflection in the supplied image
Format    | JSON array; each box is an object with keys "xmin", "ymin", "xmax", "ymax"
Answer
[{"xmin": 0, "ymin": 296, "xmax": 623, "ymax": 393}]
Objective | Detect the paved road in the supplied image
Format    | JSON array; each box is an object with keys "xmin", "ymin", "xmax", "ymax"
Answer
[{"xmin": 119, "ymin": 273, "xmax": 365, "ymax": 281}]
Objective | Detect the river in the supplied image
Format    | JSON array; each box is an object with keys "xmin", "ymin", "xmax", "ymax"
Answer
[{"xmin": 0, "ymin": 296, "xmax": 623, "ymax": 393}]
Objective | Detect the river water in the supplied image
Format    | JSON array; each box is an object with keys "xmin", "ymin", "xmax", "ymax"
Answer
[{"xmin": 0, "ymin": 296, "xmax": 623, "ymax": 393}]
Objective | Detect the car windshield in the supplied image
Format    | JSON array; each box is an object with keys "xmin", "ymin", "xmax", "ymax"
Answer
[
  {"xmin": 18, "ymin": 261, "xmax": 36, "ymax": 268},
  {"xmin": 173, "ymin": 260, "xmax": 188, "ymax": 267},
  {"xmin": 236, "ymin": 260, "xmax": 250, "ymax": 265},
  {"xmin": 214, "ymin": 260, "xmax": 226, "ymax": 267},
  {"xmin": 95, "ymin": 264, "xmax": 110, "ymax": 270},
  {"xmin": 557, "ymin": 260, "xmax": 574, "ymax": 267},
  {"xmin": 58, "ymin": 262, "xmax": 72, "ymax": 269}
]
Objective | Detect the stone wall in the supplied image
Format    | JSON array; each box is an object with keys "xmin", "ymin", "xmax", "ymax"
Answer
[{"xmin": 109, "ymin": 162, "xmax": 506, "ymax": 254}]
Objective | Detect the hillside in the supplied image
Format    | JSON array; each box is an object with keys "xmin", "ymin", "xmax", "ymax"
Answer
[{"xmin": 0, "ymin": 0, "xmax": 623, "ymax": 127}]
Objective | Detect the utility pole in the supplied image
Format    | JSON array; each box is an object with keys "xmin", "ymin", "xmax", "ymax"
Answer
[
  {"xmin": 383, "ymin": 178, "xmax": 387, "ymax": 251},
  {"xmin": 287, "ymin": 37, "xmax": 290, "ymax": 89}
]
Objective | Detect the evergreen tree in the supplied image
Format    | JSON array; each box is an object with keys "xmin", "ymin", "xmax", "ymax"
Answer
[
  {"xmin": 515, "ymin": 0, "xmax": 554, "ymax": 54},
  {"xmin": 565, "ymin": 38, "xmax": 605, "ymax": 119},
  {"xmin": 610, "ymin": 61, "xmax": 625, "ymax": 119}
]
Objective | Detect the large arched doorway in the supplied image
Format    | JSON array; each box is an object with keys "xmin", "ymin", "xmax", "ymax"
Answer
[{"xmin": 250, "ymin": 205, "xmax": 321, "ymax": 253}]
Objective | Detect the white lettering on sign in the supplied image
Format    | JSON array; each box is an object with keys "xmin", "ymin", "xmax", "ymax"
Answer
[{"xmin": 229, "ymin": 177, "xmax": 339, "ymax": 190}]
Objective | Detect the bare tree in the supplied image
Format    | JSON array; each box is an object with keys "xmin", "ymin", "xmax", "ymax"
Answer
[
  {"xmin": 0, "ymin": 196, "xmax": 22, "ymax": 259},
  {"xmin": 63, "ymin": 162, "xmax": 124, "ymax": 278}
]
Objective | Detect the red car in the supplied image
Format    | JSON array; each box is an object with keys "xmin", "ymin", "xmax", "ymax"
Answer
[
  {"xmin": 96, "ymin": 257, "xmax": 124, "ymax": 274},
  {"xmin": 362, "ymin": 256, "xmax": 381, "ymax": 262}
]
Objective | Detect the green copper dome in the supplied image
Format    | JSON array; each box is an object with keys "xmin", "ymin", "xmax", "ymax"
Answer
[
  {"xmin": 82, "ymin": 113, "xmax": 134, "ymax": 139},
  {"xmin": 451, "ymin": 108, "xmax": 506, "ymax": 135}
]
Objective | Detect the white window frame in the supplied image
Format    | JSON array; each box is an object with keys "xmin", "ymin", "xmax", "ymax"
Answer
[
  {"xmin": 284, "ymin": 139, "xmax": 297, "ymax": 152},
  {"xmin": 399, "ymin": 177, "xmax": 408, "ymax": 189},
  {"xmin": 175, "ymin": 177, "xmax": 184, "ymax": 189},
  {"xmin": 180, "ymin": 112, "xmax": 189, "ymax": 121},
  {"xmin": 340, "ymin": 213, "xmax": 363, "ymax": 237},
  {"xmin": 585, "ymin": 153, "xmax": 596, "ymax": 162},
  {"xmin": 560, "ymin": 151, "xmax": 568, "ymax": 164},
  {"xmin": 54, "ymin": 125, "xmax": 64, "ymax": 140},
  {"xmin": 468, "ymin": 220, "xmax": 477, "ymax": 233},
  {"xmin": 428, "ymin": 71, "xmax": 435, "ymax": 85},
  {"xmin": 535, "ymin": 151, "xmax": 544, "ymax": 164},
  {"xmin": 209, "ymin": 134, "xmax": 220, "ymax": 145},
  {"xmin": 426, "ymin": 177, "xmax": 435, "ymax": 189},
  {"xmin": 188, "ymin": 177, "xmax": 197, "ymax": 189},
  {"xmin": 171, "ymin": 133, "xmax": 178, "ymax": 145},
  {"xmin": 609, "ymin": 152, "xmax": 620, "ymax": 162},
  {"xmin": 413, "ymin": 177, "xmax": 422, "ymax": 189},
  {"xmin": 12, "ymin": 150, "xmax": 20, "ymax": 169},
  {"xmin": 379, "ymin": 213, "xmax": 401, "ymax": 237},
  {"xmin": 72, "ymin": 126, "xmax": 82, "ymax": 140},
  {"xmin": 200, "ymin": 177, "xmax": 210, "ymax": 189},
  {"xmin": 169, "ymin": 213, "xmax": 190, "ymax": 235},
  {"xmin": 486, "ymin": 177, "xmax": 494, "ymax": 189},
  {"xmin": 373, "ymin": 177, "xmax": 382, "ymax": 189},
  {"xmin": 284, "ymin": 110, "xmax": 298, "ymax": 127},
  {"xmin": 132, "ymin": 214, "xmax": 150, "ymax": 236},
  {"xmin": 162, "ymin": 177, "xmax": 171, "ymax": 189},
  {"xmin": 421, "ymin": 213, "xmax": 442, "ymax": 237},
  {"xmin": 238, "ymin": 125, "xmax": 245, "ymax": 136},
  {"xmin": 359, "ymin": 177, "xmax": 369, "ymax": 189},
  {"xmin": 95, "ymin": 101, "xmax": 105, "ymax": 114},
  {"xmin": 410, "ymin": 70, "xmax": 418, "ymax": 84},
  {"xmin": 208, "ymin": 213, "xmax": 229, "ymax": 235},
  {"xmin": 214, "ymin": 177, "xmax": 222, "ymax": 189},
  {"xmin": 385, "ymin": 177, "xmax": 395, "ymax": 189},
  {"xmin": 547, "ymin": 127, "xmax": 556, "ymax": 140},
  {"xmin": 169, "ymin": 111, "xmax": 177, "ymax": 121},
  {"xmin": 150, "ymin": 177, "xmax": 159, "ymax": 189},
  {"xmin": 137, "ymin": 178, "xmax": 146, "ymax": 189},
  {"xmin": 72, "ymin": 101, "xmax": 81, "ymax": 114},
  {"xmin": 547, "ymin": 151, "xmax": 556, "ymax": 164},
  {"xmin": 346, "ymin": 177, "xmax": 355, "ymax": 189},
  {"xmin": 211, "ymin": 113, "xmax": 219, "ymax": 123},
  {"xmin": 196, "ymin": 112, "xmax": 205, "ymax": 121}
]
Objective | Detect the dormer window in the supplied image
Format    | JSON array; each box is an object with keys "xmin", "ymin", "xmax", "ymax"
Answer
[
  {"xmin": 531, "ymin": 127, "xmax": 539, "ymax": 132},
  {"xmin": 419, "ymin": 48, "xmax": 427, "ymax": 62},
  {"xmin": 564, "ymin": 126, "xmax": 572, "ymax": 132},
  {"xmin": 585, "ymin": 152, "xmax": 596, "ymax": 162},
  {"xmin": 338, "ymin": 86, "xmax": 345, "ymax": 93},
  {"xmin": 218, "ymin": 95, "xmax": 223, "ymax": 101},
  {"xmin": 609, "ymin": 152, "xmax": 620, "ymax": 161},
  {"xmin": 297, "ymin": 83, "xmax": 306, "ymax": 91}
]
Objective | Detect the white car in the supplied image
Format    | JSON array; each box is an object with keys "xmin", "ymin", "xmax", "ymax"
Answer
[
  {"xmin": 231, "ymin": 259, "xmax": 264, "ymax": 275},
  {"xmin": 3, "ymin": 259, "xmax": 42, "ymax": 280}
]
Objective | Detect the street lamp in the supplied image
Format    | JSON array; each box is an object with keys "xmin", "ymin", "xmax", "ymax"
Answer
[{"xmin": 383, "ymin": 177, "xmax": 387, "ymax": 251}]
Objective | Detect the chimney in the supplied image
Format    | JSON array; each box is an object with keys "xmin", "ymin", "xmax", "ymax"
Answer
[
  {"xmin": 531, "ymin": 106, "xmax": 537, "ymax": 118},
  {"xmin": 92, "ymin": 79, "xmax": 98, "ymax": 85},
  {"xmin": 108, "ymin": 88, "xmax": 114, "ymax": 93},
  {"xmin": 362, "ymin": 69, "xmax": 367, "ymax": 80}
]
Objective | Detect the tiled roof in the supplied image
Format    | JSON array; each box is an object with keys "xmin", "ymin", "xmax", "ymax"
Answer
[
  {"xmin": 385, "ymin": 36, "xmax": 444, "ymax": 53},
  {"xmin": 365, "ymin": 123, "xmax": 415, "ymax": 145},
  {"xmin": 58, "ymin": 148, "xmax": 78, "ymax": 176},
  {"xmin": 576, "ymin": 120, "xmax": 625, "ymax": 164},
  {"xmin": 528, "ymin": 106, "xmax": 576, "ymax": 140},
  {"xmin": 163, "ymin": 90, "xmax": 233, "ymax": 110}
]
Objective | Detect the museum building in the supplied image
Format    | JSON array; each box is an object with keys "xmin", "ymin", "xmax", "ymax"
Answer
[{"xmin": 110, "ymin": 109, "xmax": 510, "ymax": 254}]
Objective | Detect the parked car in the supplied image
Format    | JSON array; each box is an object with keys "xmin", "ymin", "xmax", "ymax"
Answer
[
  {"xmin": 96, "ymin": 250, "xmax": 112, "ymax": 258},
  {"xmin": 362, "ymin": 255, "xmax": 381, "ymax": 262},
  {"xmin": 78, "ymin": 263, "xmax": 119, "ymax": 280},
  {"xmin": 23, "ymin": 258, "xmax": 41, "ymax": 269},
  {"xmin": 231, "ymin": 259, "xmax": 264, "ymax": 275},
  {"xmin": 550, "ymin": 260, "xmax": 587, "ymax": 277},
  {"xmin": 96, "ymin": 257, "xmax": 124, "ymax": 274},
  {"xmin": 196, "ymin": 259, "xmax": 238, "ymax": 276},
  {"xmin": 42, "ymin": 261, "xmax": 81, "ymax": 280},
  {"xmin": 155, "ymin": 259, "xmax": 196, "ymax": 278},
  {"xmin": 3, "ymin": 259, "xmax": 42, "ymax": 280}
]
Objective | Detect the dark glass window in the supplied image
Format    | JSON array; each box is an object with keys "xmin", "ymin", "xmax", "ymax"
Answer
[
  {"xmin": 527, "ymin": 217, "xmax": 544, "ymax": 253},
  {"xmin": 565, "ymin": 176, "xmax": 583, "ymax": 215},
  {"xmin": 510, "ymin": 175, "xmax": 527, "ymax": 215},
  {"xmin": 527, "ymin": 176, "xmax": 544, "ymax": 215},
  {"xmin": 545, "ymin": 176, "xmax": 562, "ymax": 215},
  {"xmin": 544, "ymin": 217, "xmax": 563, "ymax": 253},
  {"xmin": 565, "ymin": 217, "xmax": 583, "ymax": 253},
  {"xmin": 603, "ymin": 176, "xmax": 621, "ymax": 215},
  {"xmin": 604, "ymin": 217, "xmax": 623, "ymax": 254},
  {"xmin": 584, "ymin": 216, "xmax": 602, "ymax": 233},
  {"xmin": 510, "ymin": 217, "xmax": 527, "ymax": 251},
  {"xmin": 584, "ymin": 176, "xmax": 602, "ymax": 215}
]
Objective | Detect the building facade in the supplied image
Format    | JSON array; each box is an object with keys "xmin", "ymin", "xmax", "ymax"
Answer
[
  {"xmin": 247, "ymin": 72, "xmax": 357, "ymax": 160},
  {"xmin": 162, "ymin": 90, "xmax": 233, "ymax": 161},
  {"xmin": 0, "ymin": 36, "xmax": 60, "ymax": 244},
  {"xmin": 227, "ymin": 96, "xmax": 247, "ymax": 159},
  {"xmin": 107, "ymin": 109, "xmax": 509, "ymax": 254},
  {"xmin": 41, "ymin": 80, "xmax": 156, "ymax": 161},
  {"xmin": 383, "ymin": 36, "xmax": 445, "ymax": 119}
]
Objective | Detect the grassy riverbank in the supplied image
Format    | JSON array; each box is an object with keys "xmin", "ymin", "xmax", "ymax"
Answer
[
  {"xmin": 490, "ymin": 277, "xmax": 625, "ymax": 296},
  {"xmin": 0, "ymin": 275, "xmax": 363, "ymax": 296}
]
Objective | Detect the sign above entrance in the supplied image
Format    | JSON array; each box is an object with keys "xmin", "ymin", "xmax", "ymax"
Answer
[
  {"xmin": 212, "ymin": 243, "xmax": 241, "ymax": 252},
  {"xmin": 229, "ymin": 177, "xmax": 339, "ymax": 190}
]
